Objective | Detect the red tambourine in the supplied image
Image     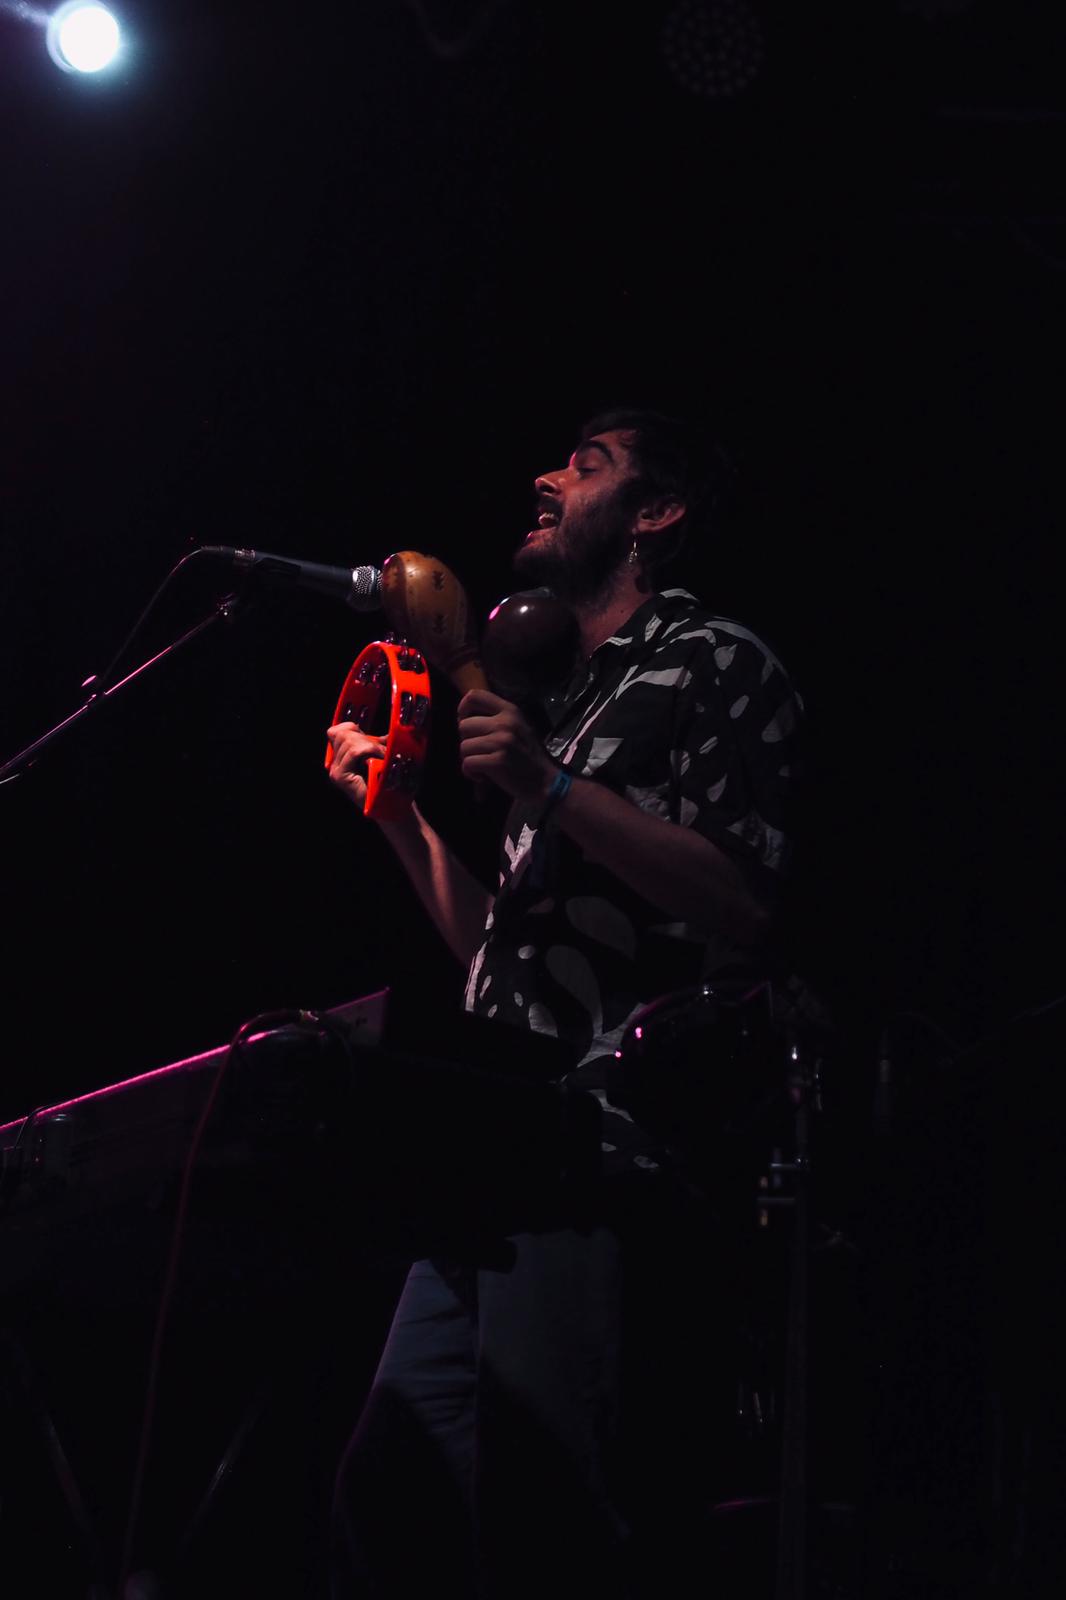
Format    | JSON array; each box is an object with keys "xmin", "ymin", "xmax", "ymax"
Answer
[{"xmin": 325, "ymin": 639, "xmax": 431, "ymax": 821}]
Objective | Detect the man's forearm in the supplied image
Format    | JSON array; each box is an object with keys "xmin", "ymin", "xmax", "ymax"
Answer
[
  {"xmin": 552, "ymin": 775, "xmax": 768, "ymax": 946},
  {"xmin": 377, "ymin": 803, "xmax": 493, "ymax": 969}
]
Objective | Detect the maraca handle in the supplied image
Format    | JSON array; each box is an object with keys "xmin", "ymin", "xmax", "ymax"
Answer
[{"xmin": 450, "ymin": 659, "xmax": 490, "ymax": 698}]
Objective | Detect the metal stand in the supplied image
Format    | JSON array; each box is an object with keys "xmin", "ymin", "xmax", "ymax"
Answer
[
  {"xmin": 0, "ymin": 1326, "xmax": 108, "ymax": 1586},
  {"xmin": 604, "ymin": 981, "xmax": 834, "ymax": 1594},
  {"xmin": 172, "ymin": 1385, "xmax": 273, "ymax": 1567},
  {"xmin": 767, "ymin": 1040, "xmax": 815, "ymax": 1600},
  {"xmin": 0, "ymin": 593, "xmax": 243, "ymax": 785},
  {"xmin": 1, "ymin": 1320, "xmax": 278, "ymax": 1599}
]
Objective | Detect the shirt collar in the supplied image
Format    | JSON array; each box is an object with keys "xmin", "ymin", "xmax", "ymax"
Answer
[
  {"xmin": 543, "ymin": 588, "xmax": 700, "ymax": 723},
  {"xmin": 588, "ymin": 587, "xmax": 700, "ymax": 664}
]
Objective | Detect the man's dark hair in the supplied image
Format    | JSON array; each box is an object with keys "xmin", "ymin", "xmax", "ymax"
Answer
[{"xmin": 579, "ymin": 406, "xmax": 729, "ymax": 571}]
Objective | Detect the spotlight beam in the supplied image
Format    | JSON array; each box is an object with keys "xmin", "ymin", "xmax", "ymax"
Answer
[{"xmin": 1, "ymin": 2, "xmax": 50, "ymax": 24}]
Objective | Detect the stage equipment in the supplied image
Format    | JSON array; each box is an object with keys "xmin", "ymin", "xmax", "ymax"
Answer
[
  {"xmin": 46, "ymin": 2, "xmax": 121, "ymax": 72},
  {"xmin": 611, "ymin": 981, "xmax": 827, "ymax": 1600},
  {"xmin": 608, "ymin": 981, "xmax": 815, "ymax": 1207},
  {"xmin": 0, "ymin": 992, "xmax": 599, "ymax": 1592},
  {"xmin": 0, "ymin": 586, "xmax": 243, "ymax": 786},
  {"xmin": 196, "ymin": 545, "xmax": 383, "ymax": 611},
  {"xmin": 0, "ymin": 988, "xmax": 595, "ymax": 1275}
]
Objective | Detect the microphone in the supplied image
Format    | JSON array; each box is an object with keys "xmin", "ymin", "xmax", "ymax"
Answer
[{"xmin": 194, "ymin": 546, "xmax": 382, "ymax": 612}]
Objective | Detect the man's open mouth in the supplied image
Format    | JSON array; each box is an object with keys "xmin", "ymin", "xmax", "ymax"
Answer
[{"xmin": 529, "ymin": 507, "xmax": 560, "ymax": 535}]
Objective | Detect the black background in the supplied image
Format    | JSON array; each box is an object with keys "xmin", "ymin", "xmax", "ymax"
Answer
[
  {"xmin": 1, "ymin": 1, "xmax": 1064, "ymax": 1592},
  {"xmin": 2, "ymin": 0, "xmax": 1063, "ymax": 1108}
]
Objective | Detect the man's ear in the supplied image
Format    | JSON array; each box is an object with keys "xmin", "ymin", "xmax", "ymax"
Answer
[{"xmin": 635, "ymin": 497, "xmax": 686, "ymax": 535}]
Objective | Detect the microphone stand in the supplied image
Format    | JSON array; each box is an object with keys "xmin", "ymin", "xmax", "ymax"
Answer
[
  {"xmin": 0, "ymin": 593, "xmax": 244, "ymax": 785},
  {"xmin": 772, "ymin": 1044, "xmax": 812, "ymax": 1600}
]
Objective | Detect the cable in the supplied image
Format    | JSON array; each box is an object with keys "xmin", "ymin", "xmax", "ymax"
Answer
[
  {"xmin": 116, "ymin": 1007, "xmax": 331, "ymax": 1591},
  {"xmin": 90, "ymin": 547, "xmax": 214, "ymax": 698}
]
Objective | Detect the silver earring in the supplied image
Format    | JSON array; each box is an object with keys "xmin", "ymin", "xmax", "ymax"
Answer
[{"xmin": 627, "ymin": 541, "xmax": 639, "ymax": 566}]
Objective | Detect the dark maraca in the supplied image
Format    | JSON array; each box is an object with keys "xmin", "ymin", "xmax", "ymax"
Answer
[{"xmin": 481, "ymin": 589, "xmax": 580, "ymax": 703}]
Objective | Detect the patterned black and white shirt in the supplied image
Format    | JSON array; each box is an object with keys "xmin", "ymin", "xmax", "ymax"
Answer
[{"xmin": 463, "ymin": 588, "xmax": 804, "ymax": 1168}]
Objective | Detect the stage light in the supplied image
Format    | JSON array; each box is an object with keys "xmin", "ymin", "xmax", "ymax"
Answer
[{"xmin": 46, "ymin": 2, "xmax": 121, "ymax": 73}]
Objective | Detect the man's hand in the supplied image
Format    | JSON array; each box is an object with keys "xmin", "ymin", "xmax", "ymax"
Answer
[
  {"xmin": 326, "ymin": 723, "xmax": 387, "ymax": 814},
  {"xmin": 458, "ymin": 689, "xmax": 556, "ymax": 802}
]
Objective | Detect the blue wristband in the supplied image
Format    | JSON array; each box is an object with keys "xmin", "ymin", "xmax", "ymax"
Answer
[
  {"xmin": 529, "ymin": 769, "xmax": 572, "ymax": 890},
  {"xmin": 540, "ymin": 768, "xmax": 573, "ymax": 823}
]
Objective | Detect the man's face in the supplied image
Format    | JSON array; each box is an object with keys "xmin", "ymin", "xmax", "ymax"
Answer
[{"xmin": 512, "ymin": 429, "xmax": 645, "ymax": 604}]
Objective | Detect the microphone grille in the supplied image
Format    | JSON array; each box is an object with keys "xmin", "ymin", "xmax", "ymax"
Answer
[{"xmin": 349, "ymin": 565, "xmax": 382, "ymax": 611}]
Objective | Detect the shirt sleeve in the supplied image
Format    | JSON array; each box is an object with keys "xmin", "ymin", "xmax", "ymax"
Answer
[{"xmin": 669, "ymin": 628, "xmax": 803, "ymax": 904}]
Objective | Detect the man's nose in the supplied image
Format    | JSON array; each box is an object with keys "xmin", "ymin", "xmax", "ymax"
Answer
[{"xmin": 534, "ymin": 470, "xmax": 563, "ymax": 498}]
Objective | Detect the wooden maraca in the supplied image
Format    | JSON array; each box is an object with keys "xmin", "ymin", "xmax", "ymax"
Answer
[
  {"xmin": 380, "ymin": 549, "xmax": 489, "ymax": 696},
  {"xmin": 481, "ymin": 588, "xmax": 580, "ymax": 702}
]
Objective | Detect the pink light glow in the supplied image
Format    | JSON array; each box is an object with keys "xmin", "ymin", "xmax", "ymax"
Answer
[
  {"xmin": 0, "ymin": 1030, "xmax": 277, "ymax": 1142},
  {"xmin": 711, "ymin": 1495, "xmax": 778, "ymax": 1515}
]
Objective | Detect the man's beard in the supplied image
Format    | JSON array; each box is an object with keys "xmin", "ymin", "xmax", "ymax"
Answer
[{"xmin": 512, "ymin": 488, "xmax": 637, "ymax": 606}]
